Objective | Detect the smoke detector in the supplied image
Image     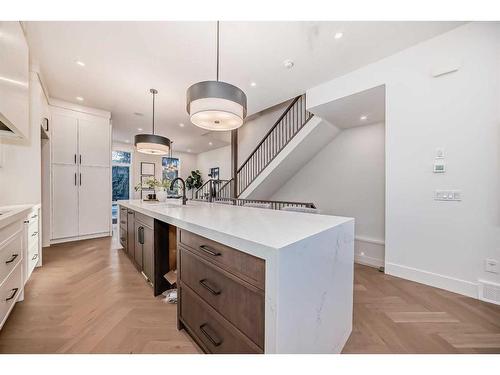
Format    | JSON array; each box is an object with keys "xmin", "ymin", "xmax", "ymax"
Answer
[{"xmin": 283, "ymin": 59, "xmax": 295, "ymax": 69}]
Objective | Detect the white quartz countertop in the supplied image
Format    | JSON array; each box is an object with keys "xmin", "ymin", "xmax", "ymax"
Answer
[
  {"xmin": 0, "ymin": 204, "xmax": 36, "ymax": 229},
  {"xmin": 118, "ymin": 199, "xmax": 353, "ymax": 253}
]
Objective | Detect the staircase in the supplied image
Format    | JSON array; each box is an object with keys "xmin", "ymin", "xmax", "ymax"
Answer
[
  {"xmin": 194, "ymin": 93, "xmax": 339, "ymax": 209},
  {"xmin": 237, "ymin": 95, "xmax": 312, "ymax": 196}
]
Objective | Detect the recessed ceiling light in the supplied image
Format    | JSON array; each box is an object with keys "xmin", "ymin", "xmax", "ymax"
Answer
[
  {"xmin": 334, "ymin": 32, "xmax": 343, "ymax": 40},
  {"xmin": 137, "ymin": 128, "xmax": 143, "ymax": 131},
  {"xmin": 75, "ymin": 60, "xmax": 85, "ymax": 67},
  {"xmin": 360, "ymin": 115, "xmax": 368, "ymax": 121},
  {"xmin": 125, "ymin": 140, "xmax": 130, "ymax": 143},
  {"xmin": 76, "ymin": 96, "xmax": 84, "ymax": 101},
  {"xmin": 208, "ymin": 142, "xmax": 213, "ymax": 146},
  {"xmin": 283, "ymin": 59, "xmax": 294, "ymax": 69},
  {"xmin": 187, "ymin": 148, "xmax": 192, "ymax": 153},
  {"xmin": 250, "ymin": 82, "xmax": 257, "ymax": 87},
  {"xmin": 179, "ymin": 123, "xmax": 185, "ymax": 128}
]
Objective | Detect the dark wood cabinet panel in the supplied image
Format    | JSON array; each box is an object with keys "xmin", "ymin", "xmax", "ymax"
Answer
[
  {"xmin": 179, "ymin": 247, "xmax": 264, "ymax": 348},
  {"xmin": 126, "ymin": 210, "xmax": 134, "ymax": 257},
  {"xmin": 179, "ymin": 285, "xmax": 262, "ymax": 354},
  {"xmin": 178, "ymin": 229, "xmax": 265, "ymax": 290},
  {"xmin": 134, "ymin": 222, "xmax": 144, "ymax": 269},
  {"xmin": 142, "ymin": 225, "xmax": 154, "ymax": 282}
]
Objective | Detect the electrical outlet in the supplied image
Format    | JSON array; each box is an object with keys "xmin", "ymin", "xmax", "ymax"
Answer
[{"xmin": 485, "ymin": 259, "xmax": 499, "ymax": 274}]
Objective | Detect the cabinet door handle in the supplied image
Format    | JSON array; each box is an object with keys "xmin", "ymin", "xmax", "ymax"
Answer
[
  {"xmin": 32, "ymin": 254, "xmax": 38, "ymax": 260},
  {"xmin": 199, "ymin": 323, "xmax": 222, "ymax": 347},
  {"xmin": 74, "ymin": 173, "xmax": 77, "ymax": 186},
  {"xmin": 5, "ymin": 288, "xmax": 19, "ymax": 301},
  {"xmin": 80, "ymin": 173, "xmax": 82, "ymax": 186},
  {"xmin": 199, "ymin": 279, "xmax": 221, "ymax": 295},
  {"xmin": 5, "ymin": 254, "xmax": 19, "ymax": 264},
  {"xmin": 79, "ymin": 154, "xmax": 82, "ymax": 164},
  {"xmin": 199, "ymin": 245, "xmax": 221, "ymax": 257},
  {"xmin": 138, "ymin": 226, "xmax": 144, "ymax": 245},
  {"xmin": 31, "ymin": 214, "xmax": 38, "ymax": 219},
  {"xmin": 74, "ymin": 154, "xmax": 77, "ymax": 164},
  {"xmin": 31, "ymin": 231, "xmax": 38, "ymax": 237}
]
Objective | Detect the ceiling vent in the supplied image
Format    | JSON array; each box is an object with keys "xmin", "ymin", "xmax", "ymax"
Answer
[{"xmin": 478, "ymin": 279, "xmax": 500, "ymax": 305}]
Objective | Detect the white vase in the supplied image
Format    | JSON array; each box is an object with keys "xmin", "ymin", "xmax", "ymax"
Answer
[{"xmin": 156, "ymin": 190, "xmax": 167, "ymax": 202}]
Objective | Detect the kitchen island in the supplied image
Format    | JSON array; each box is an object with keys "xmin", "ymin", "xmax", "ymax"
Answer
[{"xmin": 118, "ymin": 199, "xmax": 354, "ymax": 354}]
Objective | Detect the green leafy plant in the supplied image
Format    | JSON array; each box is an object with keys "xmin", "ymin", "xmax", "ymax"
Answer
[
  {"xmin": 185, "ymin": 170, "xmax": 203, "ymax": 190},
  {"xmin": 134, "ymin": 177, "xmax": 160, "ymax": 191}
]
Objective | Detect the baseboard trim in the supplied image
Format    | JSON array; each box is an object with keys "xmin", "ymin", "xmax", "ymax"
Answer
[
  {"xmin": 51, "ymin": 231, "xmax": 111, "ymax": 245},
  {"xmin": 354, "ymin": 237, "xmax": 385, "ymax": 269},
  {"xmin": 355, "ymin": 236, "xmax": 385, "ymax": 246},
  {"xmin": 354, "ymin": 253, "xmax": 384, "ymax": 268},
  {"xmin": 385, "ymin": 262, "xmax": 478, "ymax": 299}
]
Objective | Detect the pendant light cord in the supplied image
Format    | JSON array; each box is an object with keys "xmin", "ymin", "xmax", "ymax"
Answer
[
  {"xmin": 152, "ymin": 90, "xmax": 155, "ymax": 135},
  {"xmin": 216, "ymin": 21, "xmax": 219, "ymax": 81}
]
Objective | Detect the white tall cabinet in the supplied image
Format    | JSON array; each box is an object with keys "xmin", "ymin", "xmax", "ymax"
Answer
[{"xmin": 50, "ymin": 103, "xmax": 111, "ymax": 243}]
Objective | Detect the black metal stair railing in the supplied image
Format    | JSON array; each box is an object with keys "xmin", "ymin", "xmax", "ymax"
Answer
[
  {"xmin": 236, "ymin": 94, "xmax": 312, "ymax": 196},
  {"xmin": 193, "ymin": 179, "xmax": 231, "ymax": 201}
]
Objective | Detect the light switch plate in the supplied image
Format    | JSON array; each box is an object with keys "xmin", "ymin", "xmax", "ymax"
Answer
[{"xmin": 435, "ymin": 190, "xmax": 461, "ymax": 201}]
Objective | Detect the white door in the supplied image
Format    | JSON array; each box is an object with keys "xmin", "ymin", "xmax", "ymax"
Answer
[
  {"xmin": 51, "ymin": 113, "xmax": 78, "ymax": 165},
  {"xmin": 78, "ymin": 166, "xmax": 110, "ymax": 236},
  {"xmin": 52, "ymin": 164, "xmax": 78, "ymax": 239},
  {"xmin": 78, "ymin": 118, "xmax": 110, "ymax": 167}
]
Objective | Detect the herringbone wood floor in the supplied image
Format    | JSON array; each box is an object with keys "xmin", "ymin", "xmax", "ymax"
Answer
[{"xmin": 0, "ymin": 236, "xmax": 499, "ymax": 353}]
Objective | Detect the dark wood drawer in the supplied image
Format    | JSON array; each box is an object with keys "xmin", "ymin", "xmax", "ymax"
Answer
[
  {"xmin": 179, "ymin": 284, "xmax": 262, "ymax": 354},
  {"xmin": 178, "ymin": 229, "xmax": 264, "ymax": 290},
  {"xmin": 179, "ymin": 247, "xmax": 264, "ymax": 348}
]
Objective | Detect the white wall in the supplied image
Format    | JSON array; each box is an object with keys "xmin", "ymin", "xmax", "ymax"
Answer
[
  {"xmin": 307, "ymin": 22, "xmax": 500, "ymax": 298},
  {"xmin": 196, "ymin": 146, "xmax": 231, "ymax": 182},
  {"xmin": 0, "ymin": 72, "xmax": 47, "ymax": 207},
  {"xmin": 238, "ymin": 100, "xmax": 291, "ymax": 167},
  {"xmin": 271, "ymin": 122, "xmax": 385, "ymax": 267}
]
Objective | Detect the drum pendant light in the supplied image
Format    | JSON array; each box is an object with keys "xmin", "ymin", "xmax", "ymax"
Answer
[
  {"xmin": 135, "ymin": 89, "xmax": 171, "ymax": 155},
  {"xmin": 186, "ymin": 21, "xmax": 247, "ymax": 131}
]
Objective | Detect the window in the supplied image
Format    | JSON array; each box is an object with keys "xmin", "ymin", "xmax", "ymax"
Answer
[
  {"xmin": 112, "ymin": 150, "xmax": 132, "ymax": 224},
  {"xmin": 112, "ymin": 150, "xmax": 131, "ymax": 164},
  {"xmin": 162, "ymin": 157, "xmax": 179, "ymax": 194}
]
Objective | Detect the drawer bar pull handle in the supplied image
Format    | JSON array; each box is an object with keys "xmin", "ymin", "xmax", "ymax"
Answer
[
  {"xmin": 5, "ymin": 254, "xmax": 19, "ymax": 264},
  {"xmin": 6, "ymin": 288, "xmax": 19, "ymax": 301},
  {"xmin": 199, "ymin": 323, "xmax": 222, "ymax": 347},
  {"xmin": 199, "ymin": 279, "xmax": 221, "ymax": 295},
  {"xmin": 32, "ymin": 254, "xmax": 38, "ymax": 260},
  {"xmin": 31, "ymin": 231, "xmax": 38, "ymax": 237},
  {"xmin": 199, "ymin": 245, "xmax": 221, "ymax": 257}
]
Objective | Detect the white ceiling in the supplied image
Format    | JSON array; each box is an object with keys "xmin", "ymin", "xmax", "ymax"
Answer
[
  {"xmin": 24, "ymin": 21, "xmax": 463, "ymax": 153},
  {"xmin": 310, "ymin": 84, "xmax": 385, "ymax": 129}
]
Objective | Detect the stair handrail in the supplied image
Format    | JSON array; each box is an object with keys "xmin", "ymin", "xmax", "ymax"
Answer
[{"xmin": 237, "ymin": 95, "xmax": 301, "ymax": 174}]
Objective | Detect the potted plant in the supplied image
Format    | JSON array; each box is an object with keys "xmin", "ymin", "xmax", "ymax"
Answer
[
  {"xmin": 185, "ymin": 170, "xmax": 203, "ymax": 198},
  {"xmin": 134, "ymin": 177, "xmax": 161, "ymax": 201}
]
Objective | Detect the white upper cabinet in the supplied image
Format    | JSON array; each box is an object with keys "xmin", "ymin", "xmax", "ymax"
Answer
[
  {"xmin": 0, "ymin": 22, "xmax": 29, "ymax": 138},
  {"xmin": 78, "ymin": 117, "xmax": 111, "ymax": 167},
  {"xmin": 51, "ymin": 113, "xmax": 78, "ymax": 165}
]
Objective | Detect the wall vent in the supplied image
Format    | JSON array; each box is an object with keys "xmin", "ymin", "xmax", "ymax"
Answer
[{"xmin": 478, "ymin": 280, "xmax": 500, "ymax": 305}]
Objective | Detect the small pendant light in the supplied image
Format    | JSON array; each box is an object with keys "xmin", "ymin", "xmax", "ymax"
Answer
[
  {"xmin": 135, "ymin": 88, "xmax": 171, "ymax": 155},
  {"xmin": 186, "ymin": 21, "xmax": 247, "ymax": 131}
]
